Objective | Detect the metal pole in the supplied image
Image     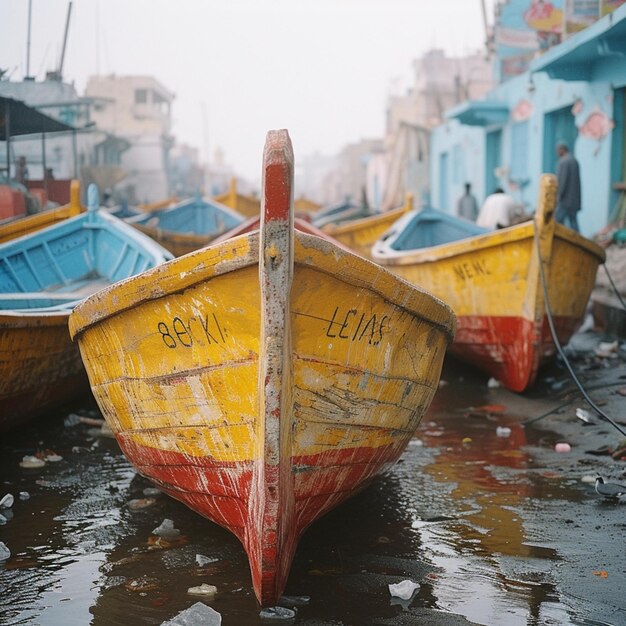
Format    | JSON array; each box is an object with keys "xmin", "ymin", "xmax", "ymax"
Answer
[
  {"xmin": 5, "ymin": 101, "xmax": 11, "ymax": 177},
  {"xmin": 42, "ymin": 131, "xmax": 47, "ymax": 200},
  {"xmin": 58, "ymin": 1, "xmax": 73, "ymax": 78},
  {"xmin": 72, "ymin": 129, "xmax": 77, "ymax": 178},
  {"xmin": 26, "ymin": 0, "xmax": 33, "ymax": 77}
]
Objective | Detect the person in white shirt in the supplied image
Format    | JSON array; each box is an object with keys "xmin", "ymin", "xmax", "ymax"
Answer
[{"xmin": 477, "ymin": 188, "xmax": 517, "ymax": 230}]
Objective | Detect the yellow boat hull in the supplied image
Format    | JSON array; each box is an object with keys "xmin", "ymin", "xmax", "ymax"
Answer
[
  {"xmin": 70, "ymin": 130, "xmax": 455, "ymax": 605},
  {"xmin": 373, "ymin": 176, "xmax": 605, "ymax": 391}
]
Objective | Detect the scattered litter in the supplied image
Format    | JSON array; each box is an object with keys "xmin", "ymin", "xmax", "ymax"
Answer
[
  {"xmin": 496, "ymin": 426, "xmax": 512, "ymax": 438},
  {"xmin": 0, "ymin": 494, "xmax": 14, "ymax": 509},
  {"xmin": 64, "ymin": 413, "xmax": 81, "ymax": 427},
  {"xmin": 278, "ymin": 596, "xmax": 310, "ymax": 607},
  {"xmin": 100, "ymin": 422, "xmax": 115, "ymax": 438},
  {"xmin": 143, "ymin": 487, "xmax": 161, "ymax": 497},
  {"xmin": 0, "ymin": 514, "xmax": 7, "ymax": 525},
  {"xmin": 595, "ymin": 340, "xmax": 619, "ymax": 358},
  {"xmin": 128, "ymin": 498, "xmax": 156, "ymax": 511},
  {"xmin": 0, "ymin": 541, "xmax": 10, "ymax": 560},
  {"xmin": 18, "ymin": 491, "xmax": 30, "ymax": 500},
  {"xmin": 581, "ymin": 475, "xmax": 597, "ymax": 484},
  {"xmin": 408, "ymin": 439, "xmax": 423, "ymax": 447},
  {"xmin": 487, "ymin": 377, "xmax": 501, "ymax": 388},
  {"xmin": 259, "ymin": 606, "xmax": 296, "ymax": 621},
  {"xmin": 593, "ymin": 570, "xmax": 609, "ymax": 578},
  {"xmin": 19, "ymin": 455, "xmax": 45, "ymax": 469},
  {"xmin": 462, "ymin": 437, "xmax": 472, "ymax": 445},
  {"xmin": 152, "ymin": 519, "xmax": 180, "ymax": 539},
  {"xmin": 125, "ymin": 576, "xmax": 160, "ymax": 592},
  {"xmin": 555, "ymin": 443, "xmax": 572, "ymax": 453},
  {"xmin": 187, "ymin": 583, "xmax": 217, "ymax": 598},
  {"xmin": 388, "ymin": 579, "xmax": 420, "ymax": 600},
  {"xmin": 585, "ymin": 445, "xmax": 613, "ymax": 456},
  {"xmin": 196, "ymin": 554, "xmax": 219, "ymax": 567},
  {"xmin": 161, "ymin": 601, "xmax": 221, "ymax": 626},
  {"xmin": 576, "ymin": 408, "xmax": 596, "ymax": 425},
  {"xmin": 45, "ymin": 454, "xmax": 63, "ymax": 463}
]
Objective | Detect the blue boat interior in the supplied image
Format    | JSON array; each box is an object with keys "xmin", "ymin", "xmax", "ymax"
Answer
[
  {"xmin": 0, "ymin": 200, "xmax": 171, "ymax": 312},
  {"xmin": 130, "ymin": 196, "xmax": 243, "ymax": 236},
  {"xmin": 385, "ymin": 207, "xmax": 489, "ymax": 251}
]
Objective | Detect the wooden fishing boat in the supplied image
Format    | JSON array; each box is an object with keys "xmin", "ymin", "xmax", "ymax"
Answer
[
  {"xmin": 372, "ymin": 175, "xmax": 606, "ymax": 392},
  {"xmin": 0, "ymin": 179, "xmax": 83, "ymax": 244},
  {"xmin": 69, "ymin": 130, "xmax": 456, "ymax": 605},
  {"xmin": 215, "ymin": 177, "xmax": 261, "ymax": 218},
  {"xmin": 126, "ymin": 194, "xmax": 244, "ymax": 256},
  {"xmin": 311, "ymin": 198, "xmax": 369, "ymax": 229},
  {"xmin": 0, "ymin": 185, "xmax": 172, "ymax": 433},
  {"xmin": 321, "ymin": 193, "xmax": 414, "ymax": 260}
]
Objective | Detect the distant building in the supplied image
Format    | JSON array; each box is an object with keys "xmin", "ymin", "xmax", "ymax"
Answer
[
  {"xmin": 85, "ymin": 75, "xmax": 175, "ymax": 204},
  {"xmin": 0, "ymin": 75, "xmax": 126, "ymax": 193}
]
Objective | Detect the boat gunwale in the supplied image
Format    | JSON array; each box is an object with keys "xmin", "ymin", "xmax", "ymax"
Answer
[
  {"xmin": 322, "ymin": 204, "xmax": 409, "ymax": 237},
  {"xmin": 69, "ymin": 229, "xmax": 457, "ymax": 342},
  {"xmin": 372, "ymin": 216, "xmax": 606, "ymax": 266}
]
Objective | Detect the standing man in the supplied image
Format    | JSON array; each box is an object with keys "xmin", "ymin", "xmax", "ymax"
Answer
[
  {"xmin": 555, "ymin": 141, "xmax": 581, "ymax": 232},
  {"xmin": 457, "ymin": 182, "xmax": 478, "ymax": 221}
]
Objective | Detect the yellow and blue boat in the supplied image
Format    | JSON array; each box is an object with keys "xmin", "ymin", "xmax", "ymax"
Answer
[
  {"xmin": 372, "ymin": 175, "xmax": 605, "ymax": 392},
  {"xmin": 126, "ymin": 194, "xmax": 244, "ymax": 257},
  {"xmin": 0, "ymin": 185, "xmax": 172, "ymax": 432},
  {"xmin": 69, "ymin": 130, "xmax": 456, "ymax": 605}
]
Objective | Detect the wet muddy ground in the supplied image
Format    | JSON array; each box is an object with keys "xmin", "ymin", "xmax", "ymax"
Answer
[{"xmin": 1, "ymin": 329, "xmax": 625, "ymax": 625}]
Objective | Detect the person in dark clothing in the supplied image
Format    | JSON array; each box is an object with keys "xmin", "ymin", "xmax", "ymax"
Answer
[
  {"xmin": 555, "ymin": 141, "xmax": 581, "ymax": 232},
  {"xmin": 457, "ymin": 182, "xmax": 478, "ymax": 221}
]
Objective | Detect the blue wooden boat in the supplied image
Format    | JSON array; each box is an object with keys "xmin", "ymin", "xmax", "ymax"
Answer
[
  {"xmin": 373, "ymin": 206, "xmax": 488, "ymax": 251},
  {"xmin": 126, "ymin": 194, "xmax": 244, "ymax": 256},
  {"xmin": 0, "ymin": 185, "xmax": 173, "ymax": 432},
  {"xmin": 311, "ymin": 199, "xmax": 373, "ymax": 229}
]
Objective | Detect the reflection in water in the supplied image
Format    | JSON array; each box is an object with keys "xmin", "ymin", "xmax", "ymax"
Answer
[{"xmin": 0, "ymin": 364, "xmax": 618, "ymax": 625}]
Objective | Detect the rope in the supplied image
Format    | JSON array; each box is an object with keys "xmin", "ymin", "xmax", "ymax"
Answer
[
  {"xmin": 603, "ymin": 264, "xmax": 626, "ymax": 311},
  {"xmin": 532, "ymin": 225, "xmax": 626, "ymax": 438}
]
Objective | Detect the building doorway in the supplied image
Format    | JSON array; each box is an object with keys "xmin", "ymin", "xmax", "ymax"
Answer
[
  {"xmin": 485, "ymin": 129, "xmax": 502, "ymax": 198},
  {"xmin": 542, "ymin": 105, "xmax": 578, "ymax": 174}
]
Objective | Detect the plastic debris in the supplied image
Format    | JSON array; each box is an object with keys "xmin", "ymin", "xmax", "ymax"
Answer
[
  {"xmin": 0, "ymin": 514, "xmax": 7, "ymax": 525},
  {"xmin": 152, "ymin": 518, "xmax": 181, "ymax": 539},
  {"xmin": 595, "ymin": 340, "xmax": 619, "ymax": 358},
  {"xmin": 487, "ymin": 377, "xmax": 501, "ymax": 388},
  {"xmin": 161, "ymin": 601, "xmax": 222, "ymax": 625},
  {"xmin": 19, "ymin": 455, "xmax": 45, "ymax": 469},
  {"xmin": 576, "ymin": 408, "xmax": 596, "ymax": 425},
  {"xmin": 462, "ymin": 437, "xmax": 472, "ymax": 445},
  {"xmin": 187, "ymin": 583, "xmax": 217, "ymax": 598},
  {"xmin": 555, "ymin": 443, "xmax": 572, "ymax": 453},
  {"xmin": 389, "ymin": 579, "xmax": 420, "ymax": 600},
  {"xmin": 408, "ymin": 439, "xmax": 424, "ymax": 447},
  {"xmin": 125, "ymin": 576, "xmax": 160, "ymax": 592},
  {"xmin": 128, "ymin": 498, "xmax": 156, "ymax": 511},
  {"xmin": 143, "ymin": 487, "xmax": 161, "ymax": 497},
  {"xmin": 496, "ymin": 426, "xmax": 512, "ymax": 438},
  {"xmin": 196, "ymin": 554, "xmax": 219, "ymax": 567},
  {"xmin": 45, "ymin": 454, "xmax": 63, "ymax": 463},
  {"xmin": 0, "ymin": 494, "xmax": 14, "ymax": 509},
  {"xmin": 19, "ymin": 491, "xmax": 30, "ymax": 500},
  {"xmin": 259, "ymin": 606, "xmax": 296, "ymax": 621},
  {"xmin": 0, "ymin": 541, "xmax": 10, "ymax": 560},
  {"xmin": 581, "ymin": 475, "xmax": 597, "ymax": 484},
  {"xmin": 278, "ymin": 596, "xmax": 310, "ymax": 607}
]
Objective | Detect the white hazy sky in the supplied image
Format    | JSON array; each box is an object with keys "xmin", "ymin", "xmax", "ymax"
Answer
[{"xmin": 2, "ymin": 0, "xmax": 495, "ymax": 182}]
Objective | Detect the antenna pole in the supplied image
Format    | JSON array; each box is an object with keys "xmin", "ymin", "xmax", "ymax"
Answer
[
  {"xmin": 58, "ymin": 1, "xmax": 73, "ymax": 78},
  {"xmin": 26, "ymin": 0, "xmax": 33, "ymax": 77}
]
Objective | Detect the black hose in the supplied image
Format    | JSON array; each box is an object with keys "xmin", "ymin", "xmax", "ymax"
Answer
[{"xmin": 532, "ymin": 226, "xmax": 626, "ymax": 438}]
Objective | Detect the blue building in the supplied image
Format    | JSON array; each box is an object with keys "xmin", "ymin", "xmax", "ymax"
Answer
[{"xmin": 430, "ymin": 3, "xmax": 626, "ymax": 237}]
